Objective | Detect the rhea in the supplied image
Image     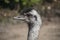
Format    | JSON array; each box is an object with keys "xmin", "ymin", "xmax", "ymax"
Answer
[{"xmin": 14, "ymin": 7, "xmax": 42, "ymax": 40}]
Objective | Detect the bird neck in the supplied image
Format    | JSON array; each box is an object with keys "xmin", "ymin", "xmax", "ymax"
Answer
[
  {"xmin": 27, "ymin": 9, "xmax": 42, "ymax": 40},
  {"xmin": 27, "ymin": 18, "xmax": 41, "ymax": 40},
  {"xmin": 28, "ymin": 20, "xmax": 40, "ymax": 29}
]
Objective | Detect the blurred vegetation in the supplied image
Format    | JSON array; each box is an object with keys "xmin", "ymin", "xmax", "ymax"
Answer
[
  {"xmin": 0, "ymin": 0, "xmax": 42, "ymax": 9},
  {"xmin": 0, "ymin": 0, "xmax": 60, "ymax": 23}
]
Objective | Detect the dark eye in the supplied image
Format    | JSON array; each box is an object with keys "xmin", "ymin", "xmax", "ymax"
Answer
[{"xmin": 26, "ymin": 14, "xmax": 32, "ymax": 17}]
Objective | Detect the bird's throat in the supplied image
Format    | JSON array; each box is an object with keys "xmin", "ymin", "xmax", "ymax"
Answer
[{"xmin": 27, "ymin": 22, "xmax": 40, "ymax": 40}]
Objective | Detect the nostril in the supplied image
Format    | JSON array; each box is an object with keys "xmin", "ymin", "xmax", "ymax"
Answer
[{"xmin": 18, "ymin": 17, "xmax": 21, "ymax": 18}]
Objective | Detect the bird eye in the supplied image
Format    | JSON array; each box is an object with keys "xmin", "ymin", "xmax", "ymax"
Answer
[{"xmin": 26, "ymin": 14, "xmax": 32, "ymax": 17}]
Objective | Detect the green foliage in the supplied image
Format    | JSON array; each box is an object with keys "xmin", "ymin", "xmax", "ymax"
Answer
[
  {"xmin": 31, "ymin": 0, "xmax": 40, "ymax": 4},
  {"xmin": 3, "ymin": 0, "xmax": 42, "ymax": 7},
  {"xmin": 0, "ymin": 0, "xmax": 42, "ymax": 10},
  {"xmin": 15, "ymin": 0, "xmax": 19, "ymax": 2},
  {"xmin": 5, "ymin": 0, "xmax": 10, "ymax": 3},
  {"xmin": 22, "ymin": 0, "xmax": 28, "ymax": 5},
  {"xmin": 22, "ymin": 0, "xmax": 42, "ymax": 6}
]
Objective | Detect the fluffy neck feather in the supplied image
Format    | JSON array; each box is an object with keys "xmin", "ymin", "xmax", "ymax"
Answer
[{"xmin": 27, "ymin": 10, "xmax": 42, "ymax": 40}]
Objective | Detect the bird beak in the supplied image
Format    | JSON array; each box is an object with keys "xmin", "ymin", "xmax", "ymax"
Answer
[{"xmin": 13, "ymin": 15, "xmax": 25, "ymax": 20}]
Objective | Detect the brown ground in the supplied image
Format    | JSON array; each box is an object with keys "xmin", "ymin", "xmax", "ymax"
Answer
[{"xmin": 0, "ymin": 20, "xmax": 60, "ymax": 40}]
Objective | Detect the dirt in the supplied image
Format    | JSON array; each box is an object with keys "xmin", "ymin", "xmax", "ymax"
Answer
[{"xmin": 0, "ymin": 21, "xmax": 60, "ymax": 40}]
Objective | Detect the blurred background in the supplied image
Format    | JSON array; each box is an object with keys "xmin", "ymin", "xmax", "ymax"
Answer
[{"xmin": 0, "ymin": 0, "xmax": 60, "ymax": 40}]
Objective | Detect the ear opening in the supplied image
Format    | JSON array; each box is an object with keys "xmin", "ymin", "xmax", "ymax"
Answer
[{"xmin": 34, "ymin": 15, "xmax": 37, "ymax": 21}]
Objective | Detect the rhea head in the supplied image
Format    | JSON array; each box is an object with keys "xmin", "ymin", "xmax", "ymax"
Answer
[{"xmin": 14, "ymin": 7, "xmax": 40, "ymax": 24}]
